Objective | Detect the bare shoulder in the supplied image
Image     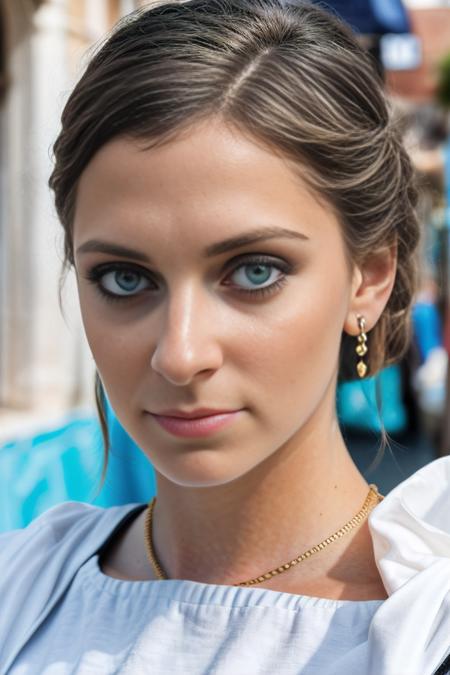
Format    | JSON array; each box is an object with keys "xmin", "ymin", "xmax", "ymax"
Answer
[{"xmin": 99, "ymin": 507, "xmax": 157, "ymax": 581}]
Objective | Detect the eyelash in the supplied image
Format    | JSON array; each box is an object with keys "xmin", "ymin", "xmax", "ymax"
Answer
[{"xmin": 83, "ymin": 255, "xmax": 293, "ymax": 304}]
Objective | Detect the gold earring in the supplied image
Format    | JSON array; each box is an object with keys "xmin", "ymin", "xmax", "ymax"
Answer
[{"xmin": 356, "ymin": 315, "xmax": 368, "ymax": 378}]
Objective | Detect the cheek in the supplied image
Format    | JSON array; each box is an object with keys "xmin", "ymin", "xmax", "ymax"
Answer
[
  {"xmin": 239, "ymin": 268, "xmax": 349, "ymax": 410},
  {"xmin": 77, "ymin": 290, "xmax": 151, "ymax": 395},
  {"xmin": 94, "ymin": 329, "xmax": 149, "ymax": 385}
]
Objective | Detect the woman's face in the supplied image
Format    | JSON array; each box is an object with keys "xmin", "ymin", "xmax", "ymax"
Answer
[{"xmin": 73, "ymin": 120, "xmax": 359, "ymax": 487}]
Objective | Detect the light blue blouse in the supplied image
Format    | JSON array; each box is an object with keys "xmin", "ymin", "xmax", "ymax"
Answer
[
  {"xmin": 1, "ymin": 456, "xmax": 449, "ymax": 674},
  {"xmin": 14, "ymin": 538, "xmax": 382, "ymax": 673}
]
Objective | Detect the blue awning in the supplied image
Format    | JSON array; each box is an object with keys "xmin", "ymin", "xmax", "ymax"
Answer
[{"xmin": 313, "ymin": 0, "xmax": 410, "ymax": 35}]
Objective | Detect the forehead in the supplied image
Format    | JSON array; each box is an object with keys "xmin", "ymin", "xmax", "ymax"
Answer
[{"xmin": 73, "ymin": 120, "xmax": 342, "ymax": 251}]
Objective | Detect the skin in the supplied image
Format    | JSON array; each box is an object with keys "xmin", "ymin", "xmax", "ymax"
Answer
[{"xmin": 73, "ymin": 119, "xmax": 396, "ymax": 600}]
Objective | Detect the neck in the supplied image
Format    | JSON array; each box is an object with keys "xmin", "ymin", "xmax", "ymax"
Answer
[{"xmin": 151, "ymin": 414, "xmax": 376, "ymax": 589}]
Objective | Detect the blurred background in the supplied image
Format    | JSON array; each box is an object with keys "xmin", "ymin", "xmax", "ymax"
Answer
[{"xmin": 0, "ymin": 0, "xmax": 449, "ymax": 531}]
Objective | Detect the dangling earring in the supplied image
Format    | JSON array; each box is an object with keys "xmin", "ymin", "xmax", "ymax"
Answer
[{"xmin": 356, "ymin": 315, "xmax": 368, "ymax": 378}]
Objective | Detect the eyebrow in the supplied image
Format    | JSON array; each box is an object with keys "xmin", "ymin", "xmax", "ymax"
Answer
[{"xmin": 75, "ymin": 226, "xmax": 309, "ymax": 262}]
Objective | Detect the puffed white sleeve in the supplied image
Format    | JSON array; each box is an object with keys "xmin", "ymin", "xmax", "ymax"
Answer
[{"xmin": 366, "ymin": 456, "xmax": 450, "ymax": 675}]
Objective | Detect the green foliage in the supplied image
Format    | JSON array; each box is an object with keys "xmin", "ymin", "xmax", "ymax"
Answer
[{"xmin": 437, "ymin": 52, "xmax": 450, "ymax": 108}]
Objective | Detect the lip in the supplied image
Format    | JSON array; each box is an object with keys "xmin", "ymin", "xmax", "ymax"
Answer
[
  {"xmin": 148, "ymin": 410, "xmax": 242, "ymax": 438},
  {"xmin": 152, "ymin": 408, "xmax": 240, "ymax": 419}
]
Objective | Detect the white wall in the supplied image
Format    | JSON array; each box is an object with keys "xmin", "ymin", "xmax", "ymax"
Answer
[
  {"xmin": 0, "ymin": 0, "xmax": 95, "ymax": 436},
  {"xmin": 0, "ymin": 0, "xmax": 148, "ymax": 439}
]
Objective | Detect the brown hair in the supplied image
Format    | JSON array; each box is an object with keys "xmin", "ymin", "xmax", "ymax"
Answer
[{"xmin": 49, "ymin": 0, "xmax": 420, "ymax": 474}]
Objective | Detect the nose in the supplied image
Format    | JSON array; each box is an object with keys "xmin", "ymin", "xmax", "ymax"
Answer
[{"xmin": 150, "ymin": 284, "xmax": 224, "ymax": 386}]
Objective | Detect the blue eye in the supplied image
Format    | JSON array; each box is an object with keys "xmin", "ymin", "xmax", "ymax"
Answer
[
  {"xmin": 223, "ymin": 255, "xmax": 292, "ymax": 298},
  {"xmin": 84, "ymin": 255, "xmax": 292, "ymax": 304},
  {"xmin": 101, "ymin": 269, "xmax": 150, "ymax": 296},
  {"xmin": 84, "ymin": 263, "xmax": 154, "ymax": 302}
]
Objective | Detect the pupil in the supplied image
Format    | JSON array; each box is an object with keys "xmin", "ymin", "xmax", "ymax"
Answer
[
  {"xmin": 247, "ymin": 264, "xmax": 270, "ymax": 285},
  {"xmin": 116, "ymin": 271, "xmax": 139, "ymax": 291}
]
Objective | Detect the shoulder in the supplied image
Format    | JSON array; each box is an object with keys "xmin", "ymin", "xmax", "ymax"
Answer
[
  {"xmin": 0, "ymin": 501, "xmax": 111, "ymax": 560},
  {"xmin": 367, "ymin": 458, "xmax": 450, "ymax": 674},
  {"xmin": 0, "ymin": 501, "xmax": 143, "ymax": 668},
  {"xmin": 368, "ymin": 456, "xmax": 450, "ymax": 594},
  {"xmin": 0, "ymin": 500, "xmax": 144, "ymax": 566},
  {"xmin": 369, "ymin": 455, "xmax": 450, "ymax": 534}
]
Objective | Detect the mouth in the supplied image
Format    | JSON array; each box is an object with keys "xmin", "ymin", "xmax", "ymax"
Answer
[
  {"xmin": 150, "ymin": 407, "xmax": 241, "ymax": 419},
  {"xmin": 147, "ymin": 410, "xmax": 243, "ymax": 438}
]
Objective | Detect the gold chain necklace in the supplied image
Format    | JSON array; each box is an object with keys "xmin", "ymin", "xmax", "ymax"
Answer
[{"xmin": 144, "ymin": 484, "xmax": 384, "ymax": 587}]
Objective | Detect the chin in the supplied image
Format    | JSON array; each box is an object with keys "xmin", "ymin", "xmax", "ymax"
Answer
[{"xmin": 154, "ymin": 451, "xmax": 250, "ymax": 488}]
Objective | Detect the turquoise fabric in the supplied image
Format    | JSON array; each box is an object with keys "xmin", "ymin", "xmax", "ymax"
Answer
[
  {"xmin": 0, "ymin": 408, "xmax": 155, "ymax": 533},
  {"xmin": 337, "ymin": 365, "xmax": 407, "ymax": 435}
]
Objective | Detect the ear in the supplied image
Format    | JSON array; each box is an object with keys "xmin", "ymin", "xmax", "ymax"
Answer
[{"xmin": 344, "ymin": 244, "xmax": 397, "ymax": 335}]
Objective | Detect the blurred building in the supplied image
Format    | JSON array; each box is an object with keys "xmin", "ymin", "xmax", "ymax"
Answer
[
  {"xmin": 0, "ymin": 0, "xmax": 145, "ymax": 437},
  {"xmin": 387, "ymin": 0, "xmax": 450, "ymax": 101}
]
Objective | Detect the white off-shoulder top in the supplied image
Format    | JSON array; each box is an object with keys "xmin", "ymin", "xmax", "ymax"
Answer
[{"xmin": 0, "ymin": 456, "xmax": 449, "ymax": 675}]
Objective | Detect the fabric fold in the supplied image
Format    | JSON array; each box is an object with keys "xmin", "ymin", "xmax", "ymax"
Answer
[{"xmin": 367, "ymin": 455, "xmax": 450, "ymax": 675}]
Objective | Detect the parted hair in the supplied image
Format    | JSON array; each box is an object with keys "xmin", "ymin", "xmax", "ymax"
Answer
[{"xmin": 49, "ymin": 0, "xmax": 420, "ymax": 467}]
